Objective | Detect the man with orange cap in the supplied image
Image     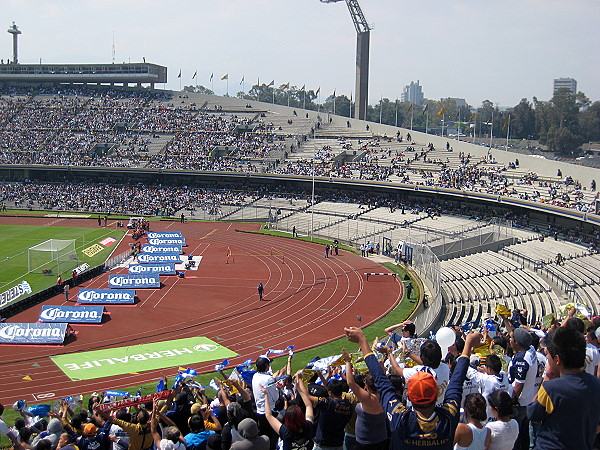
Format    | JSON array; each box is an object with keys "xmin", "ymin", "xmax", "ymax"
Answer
[{"xmin": 344, "ymin": 326, "xmax": 482, "ymax": 450}]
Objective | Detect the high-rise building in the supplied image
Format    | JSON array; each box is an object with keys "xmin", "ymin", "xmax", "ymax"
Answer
[
  {"xmin": 553, "ymin": 77, "xmax": 577, "ymax": 94},
  {"xmin": 401, "ymin": 80, "xmax": 424, "ymax": 105}
]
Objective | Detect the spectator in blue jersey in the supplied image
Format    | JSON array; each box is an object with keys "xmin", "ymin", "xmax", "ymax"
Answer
[
  {"xmin": 296, "ymin": 376, "xmax": 352, "ymax": 450},
  {"xmin": 344, "ymin": 326, "xmax": 482, "ymax": 450},
  {"xmin": 527, "ymin": 327, "xmax": 600, "ymax": 449},
  {"xmin": 506, "ymin": 327, "xmax": 539, "ymax": 450}
]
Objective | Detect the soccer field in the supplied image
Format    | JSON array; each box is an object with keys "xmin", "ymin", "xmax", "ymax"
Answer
[{"xmin": 0, "ymin": 224, "xmax": 127, "ymax": 307}]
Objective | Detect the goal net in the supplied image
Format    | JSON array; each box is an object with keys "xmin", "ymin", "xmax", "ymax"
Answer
[{"xmin": 28, "ymin": 239, "xmax": 78, "ymax": 275}]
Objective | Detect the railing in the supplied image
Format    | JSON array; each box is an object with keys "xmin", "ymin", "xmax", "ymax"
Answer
[
  {"xmin": 105, "ymin": 248, "xmax": 135, "ymax": 271},
  {"xmin": 405, "ymin": 242, "xmax": 443, "ymax": 335}
]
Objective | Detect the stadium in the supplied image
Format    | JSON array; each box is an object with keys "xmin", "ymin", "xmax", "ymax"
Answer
[{"xmin": 1, "ymin": 3, "xmax": 600, "ymax": 450}]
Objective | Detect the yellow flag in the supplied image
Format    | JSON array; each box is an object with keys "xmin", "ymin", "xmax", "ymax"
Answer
[
  {"xmin": 468, "ymin": 112, "xmax": 476, "ymax": 122},
  {"xmin": 495, "ymin": 304, "xmax": 511, "ymax": 317},
  {"xmin": 407, "ymin": 103, "xmax": 413, "ymax": 112},
  {"xmin": 221, "ymin": 74, "xmax": 228, "ymax": 80},
  {"xmin": 436, "ymin": 107, "xmax": 445, "ymax": 116},
  {"xmin": 502, "ymin": 115, "xmax": 510, "ymax": 130}
]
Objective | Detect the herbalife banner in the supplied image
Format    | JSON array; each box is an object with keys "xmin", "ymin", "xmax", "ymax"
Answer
[
  {"xmin": 147, "ymin": 232, "xmax": 182, "ymax": 238},
  {"xmin": 50, "ymin": 336, "xmax": 237, "ymax": 381},
  {"xmin": 108, "ymin": 274, "xmax": 160, "ymax": 289},
  {"xmin": 128, "ymin": 263, "xmax": 176, "ymax": 275},
  {"xmin": 0, "ymin": 323, "xmax": 67, "ymax": 345},
  {"xmin": 77, "ymin": 289, "xmax": 136, "ymax": 304},
  {"xmin": 137, "ymin": 252, "xmax": 183, "ymax": 264},
  {"xmin": 147, "ymin": 238, "xmax": 187, "ymax": 246},
  {"xmin": 141, "ymin": 244, "xmax": 183, "ymax": 254},
  {"xmin": 39, "ymin": 305, "xmax": 104, "ymax": 324}
]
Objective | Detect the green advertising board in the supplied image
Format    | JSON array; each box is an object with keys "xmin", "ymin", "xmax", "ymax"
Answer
[{"xmin": 50, "ymin": 337, "xmax": 237, "ymax": 381}]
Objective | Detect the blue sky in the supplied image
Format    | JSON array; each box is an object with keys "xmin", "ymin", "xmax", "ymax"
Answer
[{"xmin": 2, "ymin": 0, "xmax": 599, "ymax": 108}]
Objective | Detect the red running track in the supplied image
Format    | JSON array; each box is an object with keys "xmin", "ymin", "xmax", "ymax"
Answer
[{"xmin": 0, "ymin": 218, "xmax": 402, "ymax": 404}]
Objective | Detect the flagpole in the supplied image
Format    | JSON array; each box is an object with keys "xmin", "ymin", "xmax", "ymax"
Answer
[
  {"xmin": 489, "ymin": 109, "xmax": 494, "ymax": 149},
  {"xmin": 442, "ymin": 113, "xmax": 445, "ymax": 137},
  {"xmin": 395, "ymin": 99, "xmax": 398, "ymax": 127},
  {"xmin": 333, "ymin": 93, "xmax": 336, "ymax": 115},
  {"xmin": 287, "ymin": 87, "xmax": 290, "ymax": 107},
  {"xmin": 303, "ymin": 87, "xmax": 306, "ymax": 110},
  {"xmin": 311, "ymin": 158, "xmax": 315, "ymax": 242},
  {"xmin": 506, "ymin": 115, "xmax": 510, "ymax": 151},
  {"xmin": 426, "ymin": 108, "xmax": 429, "ymax": 134},
  {"xmin": 410, "ymin": 107, "xmax": 414, "ymax": 131},
  {"xmin": 379, "ymin": 96, "xmax": 383, "ymax": 124},
  {"xmin": 226, "ymin": 78, "xmax": 229, "ymax": 96}
]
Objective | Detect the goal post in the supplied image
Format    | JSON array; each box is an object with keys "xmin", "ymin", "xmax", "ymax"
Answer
[{"xmin": 28, "ymin": 239, "xmax": 79, "ymax": 275}]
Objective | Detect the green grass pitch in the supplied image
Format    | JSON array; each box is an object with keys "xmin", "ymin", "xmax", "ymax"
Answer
[{"xmin": 0, "ymin": 224, "xmax": 127, "ymax": 306}]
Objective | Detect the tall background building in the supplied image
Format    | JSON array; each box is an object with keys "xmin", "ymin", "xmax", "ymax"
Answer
[
  {"xmin": 401, "ymin": 80, "xmax": 424, "ymax": 105},
  {"xmin": 553, "ymin": 77, "xmax": 577, "ymax": 94}
]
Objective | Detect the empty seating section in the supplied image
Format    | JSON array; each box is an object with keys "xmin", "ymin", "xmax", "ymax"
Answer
[
  {"xmin": 440, "ymin": 251, "xmax": 561, "ymax": 325},
  {"xmin": 500, "ymin": 239, "xmax": 589, "ymax": 265}
]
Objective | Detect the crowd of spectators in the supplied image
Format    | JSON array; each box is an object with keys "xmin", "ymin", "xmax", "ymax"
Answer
[
  {"xmin": 0, "ymin": 182, "xmax": 249, "ymax": 217},
  {"xmin": 0, "ymin": 85, "xmax": 597, "ymax": 213},
  {"xmin": 2, "ymin": 305, "xmax": 599, "ymax": 450}
]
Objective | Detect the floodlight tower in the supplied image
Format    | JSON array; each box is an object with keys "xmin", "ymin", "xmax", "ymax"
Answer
[
  {"xmin": 320, "ymin": 0, "xmax": 371, "ymax": 120},
  {"xmin": 7, "ymin": 22, "xmax": 21, "ymax": 64}
]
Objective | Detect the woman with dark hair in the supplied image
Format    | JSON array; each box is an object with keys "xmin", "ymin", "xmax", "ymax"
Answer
[
  {"xmin": 485, "ymin": 390, "xmax": 518, "ymax": 450},
  {"xmin": 261, "ymin": 371, "xmax": 314, "ymax": 450},
  {"xmin": 342, "ymin": 348, "xmax": 388, "ymax": 450},
  {"xmin": 453, "ymin": 393, "xmax": 490, "ymax": 449}
]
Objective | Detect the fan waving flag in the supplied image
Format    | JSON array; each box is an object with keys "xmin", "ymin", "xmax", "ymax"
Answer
[
  {"xmin": 221, "ymin": 74, "xmax": 228, "ymax": 80},
  {"xmin": 214, "ymin": 358, "xmax": 229, "ymax": 371}
]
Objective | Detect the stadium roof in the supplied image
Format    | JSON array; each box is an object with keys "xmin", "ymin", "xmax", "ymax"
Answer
[{"xmin": 0, "ymin": 62, "xmax": 167, "ymax": 86}]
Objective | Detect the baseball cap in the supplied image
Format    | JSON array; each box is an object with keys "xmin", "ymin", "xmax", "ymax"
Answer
[
  {"xmin": 407, "ymin": 371, "xmax": 438, "ymax": 405},
  {"xmin": 513, "ymin": 328, "xmax": 532, "ymax": 348},
  {"xmin": 83, "ymin": 423, "xmax": 98, "ymax": 436}
]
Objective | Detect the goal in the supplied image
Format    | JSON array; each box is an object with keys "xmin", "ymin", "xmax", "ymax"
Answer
[{"xmin": 28, "ymin": 239, "xmax": 78, "ymax": 275}]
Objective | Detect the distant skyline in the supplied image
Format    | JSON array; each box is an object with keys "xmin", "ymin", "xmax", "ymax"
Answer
[{"xmin": 2, "ymin": 0, "xmax": 599, "ymax": 108}]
